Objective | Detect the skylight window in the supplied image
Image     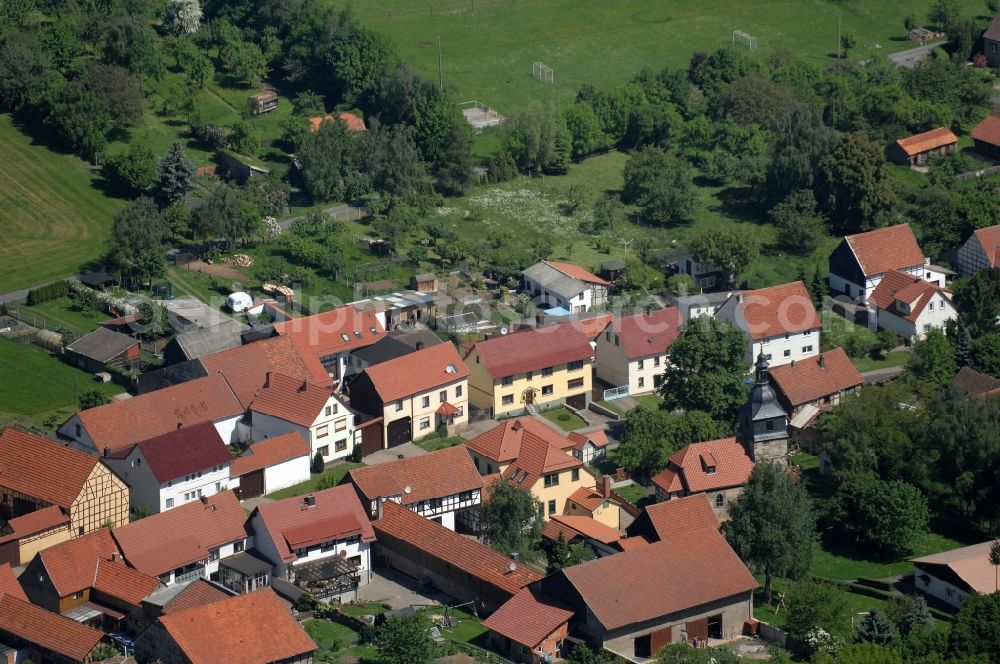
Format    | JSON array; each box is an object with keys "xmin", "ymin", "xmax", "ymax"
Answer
[
  {"xmin": 341, "ymin": 334, "xmax": 350, "ymax": 342},
  {"xmin": 370, "ymin": 327, "xmax": 378, "ymax": 334},
  {"xmin": 354, "ymin": 331, "xmax": 363, "ymax": 339}
]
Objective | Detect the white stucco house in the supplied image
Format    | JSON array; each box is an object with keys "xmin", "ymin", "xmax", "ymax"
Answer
[
  {"xmin": 249, "ymin": 372, "xmax": 357, "ymax": 463},
  {"xmin": 229, "ymin": 432, "xmax": 312, "ymax": 500},
  {"xmin": 522, "ymin": 260, "xmax": 610, "ymax": 313},
  {"xmin": 912, "ymin": 540, "xmax": 999, "ymax": 609},
  {"xmin": 869, "ymin": 270, "xmax": 956, "ymax": 341},
  {"xmin": 594, "ymin": 308, "xmax": 682, "ymax": 395},
  {"xmin": 957, "ymin": 224, "xmax": 1000, "ymax": 275}
]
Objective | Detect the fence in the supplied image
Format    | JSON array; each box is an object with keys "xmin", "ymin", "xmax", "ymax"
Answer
[
  {"xmin": 603, "ymin": 385, "xmax": 629, "ymax": 400},
  {"xmin": 954, "ymin": 165, "xmax": 1000, "ymax": 181}
]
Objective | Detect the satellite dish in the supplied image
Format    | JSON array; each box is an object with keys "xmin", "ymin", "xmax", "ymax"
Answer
[
  {"xmin": 500, "ymin": 326, "xmax": 509, "ymax": 335},
  {"xmin": 404, "ymin": 485, "xmax": 412, "ymax": 494},
  {"xmin": 508, "ymin": 562, "xmax": 517, "ymax": 572}
]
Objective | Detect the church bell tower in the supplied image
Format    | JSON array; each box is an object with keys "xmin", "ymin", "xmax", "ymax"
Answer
[{"xmin": 738, "ymin": 353, "xmax": 789, "ymax": 466}]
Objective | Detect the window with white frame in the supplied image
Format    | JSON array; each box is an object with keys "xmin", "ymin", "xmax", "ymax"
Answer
[{"xmin": 420, "ymin": 417, "xmax": 431, "ymax": 430}]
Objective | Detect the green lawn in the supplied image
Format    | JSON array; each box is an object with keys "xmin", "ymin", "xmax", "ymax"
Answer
[
  {"xmin": 632, "ymin": 393, "xmax": 663, "ymax": 411},
  {"xmin": 0, "ymin": 337, "xmax": 123, "ymax": 428},
  {"xmin": 0, "ymin": 115, "xmax": 124, "ymax": 293},
  {"xmin": 613, "ymin": 482, "xmax": 649, "ymax": 506},
  {"xmin": 852, "ymin": 350, "xmax": 911, "ymax": 372},
  {"xmin": 355, "ymin": 0, "xmax": 983, "ymax": 115},
  {"xmin": 540, "ymin": 405, "xmax": 587, "ymax": 430},
  {"xmin": 266, "ymin": 462, "xmax": 365, "ymax": 500},
  {"xmin": 594, "ymin": 399, "xmax": 624, "ymax": 416},
  {"xmin": 12, "ymin": 296, "xmax": 107, "ymax": 336},
  {"xmin": 415, "ymin": 434, "xmax": 468, "ymax": 452}
]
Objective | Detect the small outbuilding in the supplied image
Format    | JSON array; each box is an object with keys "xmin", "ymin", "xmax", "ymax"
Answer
[
  {"xmin": 971, "ymin": 114, "xmax": 1000, "ymax": 159},
  {"xmin": 248, "ymin": 90, "xmax": 278, "ymax": 115},
  {"xmin": 888, "ymin": 127, "xmax": 957, "ymax": 166},
  {"xmin": 64, "ymin": 326, "xmax": 139, "ymax": 373}
]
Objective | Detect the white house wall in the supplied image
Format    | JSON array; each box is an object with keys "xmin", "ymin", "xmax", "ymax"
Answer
[
  {"xmin": 916, "ymin": 570, "xmax": 968, "ymax": 609},
  {"xmin": 263, "ymin": 455, "xmax": 311, "ymax": 493},
  {"xmin": 875, "ymin": 296, "xmax": 956, "ymax": 341},
  {"xmin": 751, "ymin": 331, "xmax": 819, "ymax": 368},
  {"xmin": 212, "ymin": 416, "xmax": 241, "ymax": 444}
]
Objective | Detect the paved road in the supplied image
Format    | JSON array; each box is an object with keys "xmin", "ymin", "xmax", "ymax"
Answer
[
  {"xmin": 0, "ymin": 274, "xmax": 81, "ymax": 306},
  {"xmin": 861, "ymin": 365, "xmax": 906, "ymax": 384},
  {"xmin": 888, "ymin": 41, "xmax": 945, "ymax": 68}
]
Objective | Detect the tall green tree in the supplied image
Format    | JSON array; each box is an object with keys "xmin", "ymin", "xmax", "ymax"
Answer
[
  {"xmin": 480, "ymin": 477, "xmax": 542, "ymax": 559},
  {"xmin": 103, "ymin": 142, "xmax": 157, "ymax": 195},
  {"xmin": 769, "ymin": 189, "xmax": 828, "ymax": 254},
  {"xmin": 950, "ymin": 592, "xmax": 1000, "ymax": 660},
  {"xmin": 783, "ymin": 580, "xmax": 852, "ymax": 641},
  {"xmin": 907, "ymin": 328, "xmax": 956, "ymax": 386},
  {"xmin": 816, "ymin": 131, "xmax": 896, "ymax": 234},
  {"xmin": 154, "ymin": 142, "xmax": 194, "ymax": 206},
  {"xmin": 723, "ymin": 463, "xmax": 816, "ymax": 603},
  {"xmin": 375, "ymin": 614, "xmax": 435, "ymax": 664},
  {"xmin": 612, "ymin": 407, "xmax": 726, "ymax": 476},
  {"xmin": 192, "ymin": 184, "xmax": 260, "ymax": 245},
  {"xmin": 830, "ymin": 473, "xmax": 929, "ymax": 559},
  {"xmin": 107, "ymin": 197, "xmax": 166, "ymax": 277},
  {"xmin": 357, "ymin": 119, "xmax": 425, "ymax": 198},
  {"xmin": 952, "ymin": 268, "xmax": 1000, "ymax": 338},
  {"xmin": 621, "ymin": 146, "xmax": 694, "ymax": 226},
  {"xmin": 297, "ymin": 117, "xmax": 355, "ymax": 202},
  {"xmin": 690, "ymin": 226, "xmax": 760, "ymax": 287}
]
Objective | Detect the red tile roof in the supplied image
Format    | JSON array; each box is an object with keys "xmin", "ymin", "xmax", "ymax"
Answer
[
  {"xmin": 616, "ymin": 535, "xmax": 651, "ymax": 551},
  {"xmin": 0, "ymin": 505, "xmax": 70, "ymax": 545},
  {"xmin": 539, "ymin": 314, "xmax": 613, "ymax": 342},
  {"xmin": 363, "ymin": 342, "xmax": 469, "ymax": 402},
  {"xmin": 75, "ymin": 373, "xmax": 243, "ymax": 454},
  {"xmin": 564, "ymin": 429, "xmax": 609, "ymax": 453},
  {"xmin": 467, "ymin": 417, "xmax": 569, "ymax": 464},
  {"xmin": 541, "ymin": 515, "xmax": 622, "ymax": 545},
  {"xmin": 309, "ymin": 113, "xmax": 367, "ymax": 133},
  {"xmin": 283, "ymin": 514, "xmax": 366, "ymax": 549},
  {"xmin": 249, "ymin": 372, "xmax": 338, "ymax": 427},
  {"xmin": 162, "ymin": 579, "xmax": 233, "ymax": 614},
  {"xmin": 113, "ymin": 491, "xmax": 247, "ymax": 577},
  {"xmin": 733, "ymin": 281, "xmax": 821, "ymax": 341},
  {"xmin": 200, "ymin": 336, "xmax": 317, "ymax": 408},
  {"xmin": 972, "ymin": 114, "xmax": 1000, "ymax": 148},
  {"xmin": 844, "ymin": 223, "xmax": 925, "ymax": 277},
  {"xmin": 471, "ymin": 327, "xmax": 593, "ymax": 378},
  {"xmin": 494, "ymin": 422, "xmax": 582, "ymax": 489},
  {"xmin": 0, "ymin": 593, "xmax": 104, "ymax": 661},
  {"xmin": 230, "ymin": 432, "xmax": 311, "ymax": 477},
  {"xmin": 972, "ymin": 225, "xmax": 1000, "ymax": 268},
  {"xmin": 92, "ymin": 558, "xmax": 161, "ymax": 605},
  {"xmin": 543, "ymin": 261, "xmax": 609, "ymax": 286},
  {"xmin": 650, "ymin": 438, "xmax": 753, "ymax": 495},
  {"xmin": 349, "ymin": 445, "xmax": 482, "ymax": 507},
  {"xmin": 566, "ymin": 486, "xmax": 615, "ymax": 513},
  {"xmin": 869, "ymin": 269, "xmax": 949, "ymax": 323},
  {"xmin": 158, "ymin": 588, "xmax": 316, "ymax": 664},
  {"xmin": 895, "ymin": 127, "xmax": 957, "ymax": 156},
  {"xmin": 373, "ymin": 501, "xmax": 541, "ymax": 595},
  {"xmin": 952, "ymin": 366, "xmax": 1000, "ymax": 397},
  {"xmin": 635, "ymin": 494, "xmax": 721, "ymax": 543},
  {"xmin": 127, "ymin": 421, "xmax": 233, "ymax": 484},
  {"xmin": 274, "ymin": 306, "xmax": 385, "ymax": 382},
  {"xmin": 769, "ymin": 347, "xmax": 863, "ymax": 407},
  {"xmin": 0, "ymin": 428, "xmax": 99, "ymax": 508},
  {"xmin": 0, "ymin": 563, "xmax": 26, "ymax": 602},
  {"xmin": 482, "ymin": 588, "xmax": 574, "ymax": 649},
  {"xmin": 37, "ymin": 529, "xmax": 119, "ymax": 596},
  {"xmin": 609, "ymin": 308, "xmax": 682, "ymax": 359},
  {"xmin": 253, "ymin": 484, "xmax": 375, "ymax": 563}
]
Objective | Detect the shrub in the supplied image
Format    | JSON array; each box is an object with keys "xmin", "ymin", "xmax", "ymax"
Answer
[
  {"xmin": 311, "ymin": 451, "xmax": 325, "ymax": 474},
  {"xmin": 27, "ymin": 280, "xmax": 70, "ymax": 305}
]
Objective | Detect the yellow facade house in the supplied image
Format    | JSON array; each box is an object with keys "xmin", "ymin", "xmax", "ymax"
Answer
[
  {"xmin": 463, "ymin": 326, "xmax": 594, "ymax": 418},
  {"xmin": 466, "ymin": 417, "xmax": 607, "ymax": 521}
]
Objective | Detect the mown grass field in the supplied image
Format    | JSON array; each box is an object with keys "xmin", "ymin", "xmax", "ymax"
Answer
[
  {"xmin": 0, "ymin": 115, "xmax": 124, "ymax": 293},
  {"xmin": 354, "ymin": 0, "xmax": 985, "ymax": 114}
]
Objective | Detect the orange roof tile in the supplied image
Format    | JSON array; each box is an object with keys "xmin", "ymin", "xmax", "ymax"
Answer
[
  {"xmin": 162, "ymin": 579, "xmax": 233, "ymax": 614},
  {"xmin": 0, "ymin": 428, "xmax": 98, "ymax": 508},
  {"xmin": 559, "ymin": 529, "xmax": 756, "ymax": 630},
  {"xmin": 0, "ymin": 563, "xmax": 26, "ymax": 602},
  {"xmin": 253, "ymin": 484, "xmax": 375, "ymax": 563},
  {"xmin": 349, "ymin": 445, "xmax": 482, "ymax": 507},
  {"xmin": 471, "ymin": 327, "xmax": 593, "ymax": 378},
  {"xmin": 113, "ymin": 492, "xmax": 247, "ymax": 577},
  {"xmin": 362, "ymin": 342, "xmax": 469, "ymax": 402},
  {"xmin": 538, "ymin": 314, "xmax": 613, "ymax": 342},
  {"xmin": 75, "ymin": 373, "xmax": 243, "ymax": 453},
  {"xmin": 543, "ymin": 261, "xmax": 609, "ymax": 285},
  {"xmin": 564, "ymin": 429, "xmax": 609, "ymax": 453},
  {"xmin": 972, "ymin": 225, "xmax": 1000, "ymax": 268},
  {"xmin": 338, "ymin": 112, "xmax": 367, "ymax": 132},
  {"xmin": 0, "ymin": 593, "xmax": 103, "ymax": 661},
  {"xmin": 37, "ymin": 529, "xmax": 119, "ymax": 596},
  {"xmin": 972, "ymin": 114, "xmax": 1000, "ymax": 148},
  {"xmin": 489, "ymin": 421, "xmax": 582, "ymax": 489},
  {"xmin": 466, "ymin": 416, "xmax": 571, "ymax": 465},
  {"xmin": 629, "ymin": 494, "xmax": 721, "ymax": 543},
  {"xmin": 566, "ymin": 486, "xmax": 615, "ymax": 513},
  {"xmin": 844, "ymin": 223, "xmax": 925, "ymax": 277},
  {"xmin": 126, "ymin": 420, "xmax": 233, "ymax": 484},
  {"xmin": 609, "ymin": 308, "xmax": 682, "ymax": 359},
  {"xmin": 869, "ymin": 269, "xmax": 949, "ymax": 323},
  {"xmin": 769, "ymin": 347, "xmax": 863, "ymax": 407},
  {"xmin": 482, "ymin": 588, "xmax": 574, "ymax": 649},
  {"xmin": 650, "ymin": 438, "xmax": 753, "ymax": 495},
  {"xmin": 0, "ymin": 505, "xmax": 69, "ymax": 545},
  {"xmin": 249, "ymin": 372, "xmax": 339, "ymax": 427},
  {"xmin": 230, "ymin": 432, "xmax": 311, "ymax": 477},
  {"xmin": 615, "ymin": 535, "xmax": 652, "ymax": 551},
  {"xmin": 283, "ymin": 514, "xmax": 366, "ymax": 549},
  {"xmin": 274, "ymin": 306, "xmax": 385, "ymax": 382},
  {"xmin": 92, "ymin": 558, "xmax": 161, "ymax": 605},
  {"xmin": 541, "ymin": 515, "xmax": 622, "ymax": 545},
  {"xmin": 373, "ymin": 501, "xmax": 540, "ymax": 596},
  {"xmin": 952, "ymin": 366, "xmax": 1000, "ymax": 397},
  {"xmin": 200, "ymin": 336, "xmax": 317, "ymax": 408},
  {"xmin": 734, "ymin": 281, "xmax": 821, "ymax": 341},
  {"xmin": 158, "ymin": 589, "xmax": 316, "ymax": 664},
  {"xmin": 895, "ymin": 127, "xmax": 957, "ymax": 156}
]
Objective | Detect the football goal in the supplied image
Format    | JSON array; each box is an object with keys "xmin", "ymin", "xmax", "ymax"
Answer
[
  {"xmin": 732, "ymin": 30, "xmax": 758, "ymax": 51},
  {"xmin": 532, "ymin": 62, "xmax": 554, "ymax": 84}
]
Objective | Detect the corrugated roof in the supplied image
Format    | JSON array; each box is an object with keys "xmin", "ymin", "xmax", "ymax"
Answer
[
  {"xmin": 482, "ymin": 588, "xmax": 574, "ymax": 649},
  {"xmin": 158, "ymin": 589, "xmax": 317, "ymax": 664},
  {"xmin": 560, "ymin": 529, "xmax": 756, "ymax": 630},
  {"xmin": 249, "ymin": 372, "xmax": 340, "ymax": 427},
  {"xmin": 895, "ymin": 127, "xmax": 957, "ymax": 156},
  {"xmin": 128, "ymin": 421, "xmax": 233, "ymax": 484},
  {"xmin": 172, "ymin": 322, "xmax": 242, "ymax": 362},
  {"xmin": 869, "ymin": 269, "xmax": 947, "ymax": 323},
  {"xmin": 37, "ymin": 529, "xmax": 119, "ymax": 597},
  {"xmin": 0, "ymin": 428, "xmax": 98, "ymax": 508},
  {"xmin": 844, "ymin": 223, "xmax": 925, "ymax": 277},
  {"xmin": 522, "ymin": 261, "xmax": 606, "ymax": 300},
  {"xmin": 472, "ymin": 327, "xmax": 593, "ymax": 378},
  {"xmin": 76, "ymin": 373, "xmax": 243, "ymax": 453},
  {"xmin": 609, "ymin": 308, "xmax": 682, "ymax": 359},
  {"xmin": 731, "ymin": 281, "xmax": 821, "ymax": 341},
  {"xmin": 769, "ymin": 347, "xmax": 863, "ymax": 407},
  {"xmin": 363, "ymin": 342, "xmax": 469, "ymax": 402},
  {"xmin": 0, "ymin": 593, "xmax": 103, "ymax": 661},
  {"xmin": 373, "ymin": 501, "xmax": 540, "ymax": 596},
  {"xmin": 650, "ymin": 438, "xmax": 753, "ymax": 495},
  {"xmin": 200, "ymin": 335, "xmax": 318, "ymax": 408},
  {"xmin": 349, "ymin": 445, "xmax": 482, "ymax": 506},
  {"xmin": 65, "ymin": 327, "xmax": 138, "ymax": 363},
  {"xmin": 230, "ymin": 432, "xmax": 311, "ymax": 477},
  {"xmin": 0, "ymin": 563, "xmax": 26, "ymax": 602}
]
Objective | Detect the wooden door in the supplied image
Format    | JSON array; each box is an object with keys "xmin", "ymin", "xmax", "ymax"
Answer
[
  {"xmin": 387, "ymin": 417, "xmax": 412, "ymax": 447},
  {"xmin": 238, "ymin": 470, "xmax": 265, "ymax": 500},
  {"xmin": 686, "ymin": 617, "xmax": 708, "ymax": 643}
]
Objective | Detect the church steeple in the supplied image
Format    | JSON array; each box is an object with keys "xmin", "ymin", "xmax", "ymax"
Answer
[{"xmin": 739, "ymin": 353, "xmax": 789, "ymax": 465}]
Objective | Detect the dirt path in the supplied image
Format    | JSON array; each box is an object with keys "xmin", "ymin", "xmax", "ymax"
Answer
[{"xmin": 185, "ymin": 260, "xmax": 249, "ymax": 282}]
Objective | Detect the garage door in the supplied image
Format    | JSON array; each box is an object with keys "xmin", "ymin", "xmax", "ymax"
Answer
[
  {"xmin": 361, "ymin": 423, "xmax": 384, "ymax": 456},
  {"xmin": 566, "ymin": 394, "xmax": 586, "ymax": 410},
  {"xmin": 238, "ymin": 470, "xmax": 265, "ymax": 500},
  {"xmin": 387, "ymin": 417, "xmax": 412, "ymax": 447}
]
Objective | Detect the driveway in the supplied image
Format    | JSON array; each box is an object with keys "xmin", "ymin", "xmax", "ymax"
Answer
[
  {"xmin": 888, "ymin": 41, "xmax": 944, "ymax": 68},
  {"xmin": 862, "ymin": 365, "xmax": 906, "ymax": 384},
  {"xmin": 358, "ymin": 567, "xmax": 454, "ymax": 610},
  {"xmin": 362, "ymin": 442, "xmax": 427, "ymax": 466}
]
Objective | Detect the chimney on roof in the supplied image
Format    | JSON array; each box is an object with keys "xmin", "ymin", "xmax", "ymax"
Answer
[
  {"xmin": 819, "ymin": 354, "xmax": 826, "ymax": 369},
  {"xmin": 103, "ymin": 447, "xmax": 111, "ymax": 458},
  {"xmin": 304, "ymin": 494, "xmax": 316, "ymax": 507},
  {"xmin": 601, "ymin": 475, "xmax": 612, "ymax": 499},
  {"xmin": 511, "ymin": 420, "xmax": 522, "ymax": 431},
  {"xmin": 511, "ymin": 552, "xmax": 519, "ymax": 563},
  {"xmin": 397, "ymin": 454, "xmax": 405, "ymax": 460},
  {"xmin": 300, "ymin": 378, "xmax": 309, "ymax": 392},
  {"xmin": 737, "ymin": 293, "xmax": 744, "ymax": 303},
  {"xmin": 790, "ymin": 360, "xmax": 795, "ymax": 368},
  {"xmin": 264, "ymin": 371, "xmax": 272, "ymax": 388},
  {"xmin": 110, "ymin": 552, "xmax": 118, "ymax": 563},
  {"xmin": 415, "ymin": 341, "xmax": 424, "ymax": 351},
  {"xmin": 177, "ymin": 422, "xmax": 183, "ymax": 430}
]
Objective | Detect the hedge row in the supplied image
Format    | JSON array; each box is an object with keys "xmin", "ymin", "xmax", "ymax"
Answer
[{"xmin": 26, "ymin": 280, "xmax": 69, "ymax": 305}]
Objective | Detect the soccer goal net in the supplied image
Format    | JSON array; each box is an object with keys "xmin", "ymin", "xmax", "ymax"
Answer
[
  {"xmin": 732, "ymin": 30, "xmax": 758, "ymax": 51},
  {"xmin": 532, "ymin": 62, "xmax": 554, "ymax": 84}
]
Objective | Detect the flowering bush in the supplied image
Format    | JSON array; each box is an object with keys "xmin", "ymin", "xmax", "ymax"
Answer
[
  {"xmin": 805, "ymin": 628, "xmax": 843, "ymax": 656},
  {"xmin": 69, "ymin": 281, "xmax": 136, "ymax": 315},
  {"xmin": 260, "ymin": 216, "xmax": 282, "ymax": 242}
]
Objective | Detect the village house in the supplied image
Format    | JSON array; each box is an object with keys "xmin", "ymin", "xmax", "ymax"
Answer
[
  {"xmin": 465, "ymin": 417, "xmax": 599, "ymax": 522},
  {"xmin": 0, "ymin": 593, "xmax": 105, "ymax": 664},
  {"xmin": 464, "ymin": 327, "xmax": 594, "ymax": 417},
  {"xmin": 676, "ymin": 256, "xmax": 725, "ymax": 292},
  {"xmin": 957, "ymin": 224, "xmax": 1000, "ymax": 275},
  {"xmin": 102, "ymin": 421, "xmax": 233, "ymax": 515},
  {"xmin": 112, "ymin": 491, "xmax": 247, "ymax": 586},
  {"xmin": 562, "ymin": 429, "xmax": 610, "ymax": 465},
  {"xmin": 347, "ymin": 445, "xmax": 483, "ymax": 531},
  {"xmin": 482, "ymin": 587, "xmax": 575, "ymax": 664},
  {"xmin": 63, "ymin": 327, "xmax": 140, "ymax": 373},
  {"xmin": 162, "ymin": 321, "xmax": 242, "ymax": 366},
  {"xmin": 649, "ymin": 438, "xmax": 753, "ymax": 519},
  {"xmin": 248, "ymin": 484, "xmax": 375, "ymax": 602},
  {"xmin": 139, "ymin": 577, "xmax": 235, "ymax": 622},
  {"xmin": 248, "ymin": 372, "xmax": 357, "ymax": 463},
  {"xmin": 594, "ymin": 308, "xmax": 681, "ymax": 396},
  {"xmin": 562, "ymin": 478, "xmax": 631, "ymax": 530},
  {"xmin": 347, "ymin": 327, "xmax": 441, "ymax": 376},
  {"xmin": 229, "ymin": 432, "xmax": 312, "ymax": 500},
  {"xmin": 971, "ymin": 113, "xmax": 1000, "ymax": 159},
  {"xmin": 273, "ymin": 305, "xmax": 385, "ymax": 386},
  {"xmin": 952, "ymin": 366, "xmax": 1000, "ymax": 397},
  {"xmin": 372, "ymin": 500, "xmax": 542, "ymax": 613},
  {"xmin": 887, "ymin": 127, "xmax": 957, "ymax": 166},
  {"xmin": 677, "ymin": 291, "xmax": 734, "ymax": 322},
  {"xmin": 58, "ymin": 373, "xmax": 245, "ymax": 455},
  {"xmin": 714, "ymin": 281, "xmax": 821, "ymax": 368},
  {"xmin": 869, "ymin": 270, "xmax": 957, "ymax": 341},
  {"xmin": 0, "ymin": 563, "xmax": 25, "ymax": 601},
  {"xmin": 985, "ymin": 12, "xmax": 1000, "ymax": 66},
  {"xmin": 0, "ymin": 428, "xmax": 129, "ymax": 542},
  {"xmin": 626, "ymin": 494, "xmax": 721, "ymax": 545},
  {"xmin": 768, "ymin": 347, "xmax": 863, "ymax": 427},
  {"xmin": 912, "ymin": 540, "xmax": 1000, "ymax": 608},
  {"xmin": 348, "ymin": 342, "xmax": 469, "ymax": 446},
  {"xmin": 522, "ymin": 260, "xmax": 610, "ymax": 314},
  {"xmin": 827, "ymin": 223, "xmax": 945, "ymax": 304},
  {"xmin": 541, "ymin": 514, "xmax": 627, "ymax": 557},
  {"xmin": 532, "ymin": 528, "xmax": 757, "ymax": 659},
  {"xmin": 134, "ymin": 588, "xmax": 316, "ymax": 664}
]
